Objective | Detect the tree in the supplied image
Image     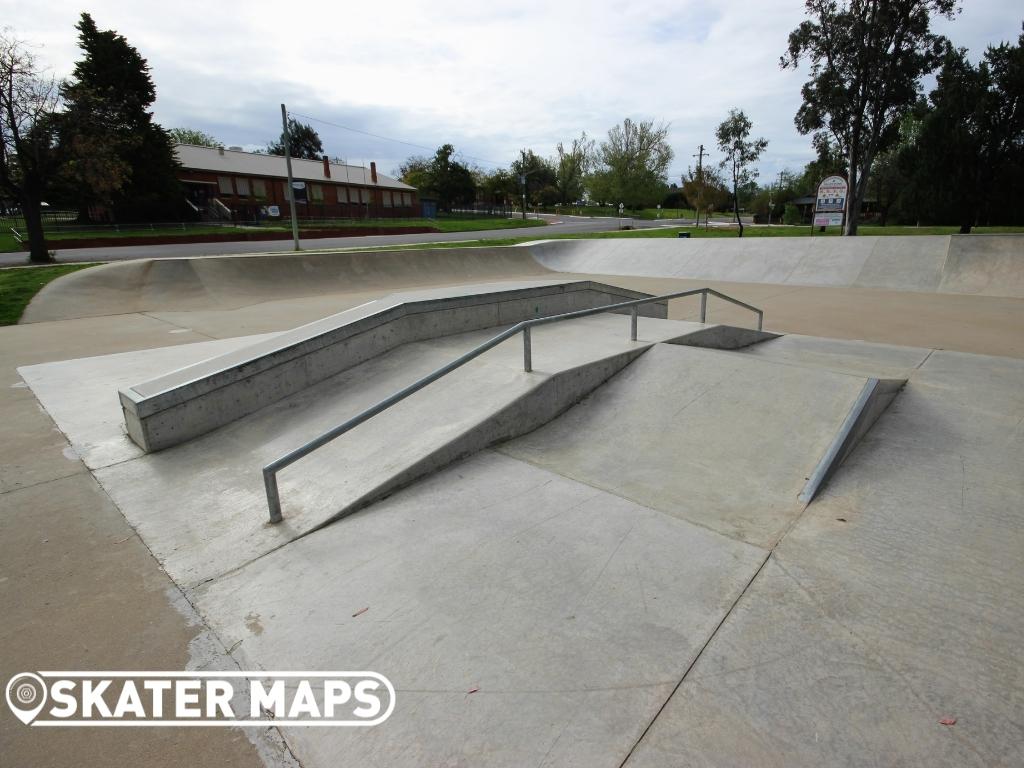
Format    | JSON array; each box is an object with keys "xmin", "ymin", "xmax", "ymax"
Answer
[
  {"xmin": 592, "ymin": 118, "xmax": 673, "ymax": 209},
  {"xmin": 168, "ymin": 127, "xmax": 222, "ymax": 148},
  {"xmin": 429, "ymin": 144, "xmax": 476, "ymax": 210},
  {"xmin": 715, "ymin": 109, "xmax": 768, "ymax": 237},
  {"xmin": 555, "ymin": 132, "xmax": 594, "ymax": 203},
  {"xmin": 782, "ymin": 0, "xmax": 957, "ymax": 234},
  {"xmin": 59, "ymin": 13, "xmax": 181, "ymax": 222},
  {"xmin": 510, "ymin": 149, "xmax": 557, "ymax": 208},
  {"xmin": 796, "ymin": 134, "xmax": 847, "ymax": 196},
  {"xmin": 398, "ymin": 155, "xmax": 431, "ymax": 190},
  {"xmin": 906, "ymin": 31, "xmax": 1024, "ymax": 231},
  {"xmin": 398, "ymin": 145, "xmax": 477, "ymax": 211},
  {"xmin": 0, "ymin": 30, "xmax": 60, "ymax": 263},
  {"xmin": 267, "ymin": 118, "xmax": 324, "ymax": 160},
  {"xmin": 681, "ymin": 164, "xmax": 730, "ymax": 222},
  {"xmin": 476, "ymin": 167, "xmax": 517, "ymax": 208}
]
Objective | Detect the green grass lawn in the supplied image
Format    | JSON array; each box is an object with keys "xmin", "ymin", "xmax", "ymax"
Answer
[
  {"xmin": 547, "ymin": 206, "xmax": 700, "ymax": 219},
  {"xmin": 0, "ymin": 217, "xmax": 547, "ymax": 253},
  {"xmin": 0, "ymin": 264, "xmax": 96, "ymax": 325}
]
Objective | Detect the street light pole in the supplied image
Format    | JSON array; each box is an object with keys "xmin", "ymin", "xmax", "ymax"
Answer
[{"xmin": 280, "ymin": 103, "xmax": 300, "ymax": 251}]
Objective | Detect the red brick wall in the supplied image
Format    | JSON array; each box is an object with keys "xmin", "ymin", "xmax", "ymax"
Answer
[{"xmin": 178, "ymin": 169, "xmax": 419, "ymax": 220}]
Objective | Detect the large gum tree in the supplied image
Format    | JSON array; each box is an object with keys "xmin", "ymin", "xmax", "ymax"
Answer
[{"xmin": 781, "ymin": 0, "xmax": 958, "ymax": 235}]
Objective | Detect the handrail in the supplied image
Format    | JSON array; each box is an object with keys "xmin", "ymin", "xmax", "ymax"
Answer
[
  {"xmin": 262, "ymin": 287, "xmax": 764, "ymax": 522},
  {"xmin": 10, "ymin": 227, "xmax": 23, "ymax": 244}
]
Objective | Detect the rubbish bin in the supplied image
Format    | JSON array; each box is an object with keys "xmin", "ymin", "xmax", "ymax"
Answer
[{"xmin": 677, "ymin": 232, "xmax": 691, "ymax": 239}]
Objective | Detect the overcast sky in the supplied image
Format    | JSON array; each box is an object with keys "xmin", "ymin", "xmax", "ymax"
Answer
[{"xmin": 4, "ymin": 0, "xmax": 1020, "ymax": 182}]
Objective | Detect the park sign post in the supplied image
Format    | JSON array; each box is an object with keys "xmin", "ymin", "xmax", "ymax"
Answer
[{"xmin": 813, "ymin": 175, "xmax": 848, "ymax": 228}]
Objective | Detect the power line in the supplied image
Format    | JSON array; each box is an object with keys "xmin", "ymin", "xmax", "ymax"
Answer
[{"xmin": 287, "ymin": 111, "xmax": 507, "ymax": 168}]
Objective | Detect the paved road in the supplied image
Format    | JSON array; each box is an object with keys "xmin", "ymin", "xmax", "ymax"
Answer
[{"xmin": 0, "ymin": 215, "xmax": 699, "ymax": 266}]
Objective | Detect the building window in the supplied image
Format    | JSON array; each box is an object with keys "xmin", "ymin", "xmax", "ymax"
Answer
[
  {"xmin": 383, "ymin": 191, "xmax": 393, "ymax": 208},
  {"xmin": 359, "ymin": 188, "xmax": 369, "ymax": 204},
  {"xmin": 236, "ymin": 177, "xmax": 250, "ymax": 197},
  {"xmin": 217, "ymin": 176, "xmax": 233, "ymax": 195},
  {"xmin": 402, "ymin": 192, "xmax": 411, "ymax": 206},
  {"xmin": 252, "ymin": 179, "xmax": 266, "ymax": 199},
  {"xmin": 310, "ymin": 184, "xmax": 324, "ymax": 203},
  {"xmin": 336, "ymin": 186, "xmax": 348, "ymax": 204}
]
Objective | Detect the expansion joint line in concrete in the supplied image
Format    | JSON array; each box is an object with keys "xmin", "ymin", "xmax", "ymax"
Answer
[
  {"xmin": 616, "ymin": 549, "xmax": 773, "ymax": 768},
  {"xmin": 140, "ymin": 312, "xmax": 219, "ymax": 340}
]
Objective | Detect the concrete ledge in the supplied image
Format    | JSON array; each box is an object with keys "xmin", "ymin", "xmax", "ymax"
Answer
[
  {"xmin": 119, "ymin": 280, "xmax": 666, "ymax": 452},
  {"xmin": 798, "ymin": 377, "xmax": 906, "ymax": 504}
]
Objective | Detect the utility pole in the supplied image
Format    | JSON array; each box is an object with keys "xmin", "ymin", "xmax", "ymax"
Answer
[
  {"xmin": 693, "ymin": 144, "xmax": 707, "ymax": 228},
  {"xmin": 280, "ymin": 103, "xmax": 300, "ymax": 251},
  {"xmin": 768, "ymin": 169, "xmax": 784, "ymax": 226},
  {"xmin": 519, "ymin": 149, "xmax": 528, "ymax": 221}
]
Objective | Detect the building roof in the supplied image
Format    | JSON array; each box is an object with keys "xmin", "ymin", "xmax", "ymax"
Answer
[{"xmin": 174, "ymin": 144, "xmax": 415, "ymax": 191}]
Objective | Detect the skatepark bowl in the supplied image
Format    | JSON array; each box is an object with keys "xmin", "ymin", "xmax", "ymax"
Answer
[{"xmin": 3, "ymin": 233, "xmax": 1023, "ymax": 767}]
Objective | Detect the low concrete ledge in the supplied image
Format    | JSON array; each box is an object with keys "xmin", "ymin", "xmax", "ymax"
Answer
[{"xmin": 119, "ymin": 280, "xmax": 665, "ymax": 453}]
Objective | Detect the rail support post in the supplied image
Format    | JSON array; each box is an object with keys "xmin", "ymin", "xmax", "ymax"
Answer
[
  {"xmin": 264, "ymin": 468, "xmax": 283, "ymax": 524},
  {"xmin": 630, "ymin": 306, "xmax": 639, "ymax": 340},
  {"xmin": 523, "ymin": 326, "xmax": 532, "ymax": 372},
  {"xmin": 700, "ymin": 290, "xmax": 707, "ymax": 323}
]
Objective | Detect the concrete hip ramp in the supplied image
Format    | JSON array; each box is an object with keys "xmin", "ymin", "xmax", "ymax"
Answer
[{"xmin": 527, "ymin": 233, "xmax": 1024, "ymax": 298}]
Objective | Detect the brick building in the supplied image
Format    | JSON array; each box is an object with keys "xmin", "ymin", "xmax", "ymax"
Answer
[{"xmin": 175, "ymin": 144, "xmax": 418, "ymax": 222}]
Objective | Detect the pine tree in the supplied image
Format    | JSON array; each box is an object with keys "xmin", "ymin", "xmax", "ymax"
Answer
[{"xmin": 58, "ymin": 13, "xmax": 181, "ymax": 222}]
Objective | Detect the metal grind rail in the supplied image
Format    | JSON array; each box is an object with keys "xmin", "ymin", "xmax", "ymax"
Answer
[{"xmin": 263, "ymin": 287, "xmax": 763, "ymax": 522}]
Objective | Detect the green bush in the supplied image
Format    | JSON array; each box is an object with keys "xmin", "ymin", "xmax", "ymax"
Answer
[{"xmin": 783, "ymin": 203, "xmax": 801, "ymax": 225}]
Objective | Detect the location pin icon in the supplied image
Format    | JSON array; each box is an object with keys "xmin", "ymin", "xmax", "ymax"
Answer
[{"xmin": 6, "ymin": 673, "xmax": 47, "ymax": 725}]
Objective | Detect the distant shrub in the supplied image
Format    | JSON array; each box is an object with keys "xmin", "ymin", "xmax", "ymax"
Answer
[{"xmin": 783, "ymin": 203, "xmax": 801, "ymax": 225}]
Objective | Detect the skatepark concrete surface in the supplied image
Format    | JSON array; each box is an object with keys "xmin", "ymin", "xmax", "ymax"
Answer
[{"xmin": 2, "ymin": 234, "xmax": 1023, "ymax": 767}]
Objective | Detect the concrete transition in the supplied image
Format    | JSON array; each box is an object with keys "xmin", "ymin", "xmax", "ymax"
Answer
[
  {"xmin": 20, "ymin": 235, "xmax": 1024, "ymax": 327},
  {"xmin": 528, "ymin": 233, "xmax": 1024, "ymax": 297}
]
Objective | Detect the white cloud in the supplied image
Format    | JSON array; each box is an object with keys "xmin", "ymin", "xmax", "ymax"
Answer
[{"xmin": 3, "ymin": 0, "xmax": 1020, "ymax": 181}]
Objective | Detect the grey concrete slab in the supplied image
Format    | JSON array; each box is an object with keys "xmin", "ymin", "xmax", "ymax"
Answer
[
  {"xmin": 738, "ymin": 333, "xmax": 931, "ymax": 378},
  {"xmin": 623, "ymin": 349, "xmax": 1024, "ymax": 767},
  {"xmin": 0, "ymin": 385, "xmax": 88, "ymax": 493},
  {"xmin": 193, "ymin": 450, "xmax": 767, "ymax": 768},
  {"xmin": 0, "ymin": 473, "xmax": 276, "ymax": 768},
  {"xmin": 18, "ymin": 333, "xmax": 278, "ymax": 470},
  {"xmin": 25, "ymin": 315, "xmax": 703, "ymax": 587},
  {"xmin": 500, "ymin": 343, "xmax": 876, "ymax": 548}
]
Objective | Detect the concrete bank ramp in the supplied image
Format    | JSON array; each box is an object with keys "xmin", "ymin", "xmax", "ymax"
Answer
[
  {"xmin": 21, "ymin": 245, "xmax": 552, "ymax": 322},
  {"xmin": 526, "ymin": 233, "xmax": 1024, "ymax": 297},
  {"xmin": 500, "ymin": 343, "xmax": 903, "ymax": 548}
]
